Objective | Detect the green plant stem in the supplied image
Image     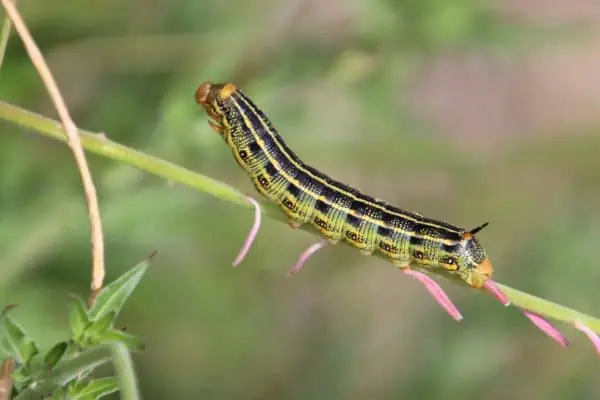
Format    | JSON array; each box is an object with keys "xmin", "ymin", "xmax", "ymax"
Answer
[
  {"xmin": 0, "ymin": 101, "xmax": 599, "ymax": 334},
  {"xmin": 110, "ymin": 342, "xmax": 140, "ymax": 400}
]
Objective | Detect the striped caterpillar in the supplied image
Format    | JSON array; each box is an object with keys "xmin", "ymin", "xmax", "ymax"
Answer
[
  {"xmin": 194, "ymin": 81, "xmax": 600, "ymax": 352},
  {"xmin": 196, "ymin": 82, "xmax": 493, "ymax": 286}
]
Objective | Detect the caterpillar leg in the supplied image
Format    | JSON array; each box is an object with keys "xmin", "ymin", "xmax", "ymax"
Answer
[
  {"xmin": 401, "ymin": 268, "xmax": 463, "ymax": 322},
  {"xmin": 232, "ymin": 196, "xmax": 262, "ymax": 267},
  {"xmin": 288, "ymin": 220, "xmax": 302, "ymax": 229},
  {"xmin": 288, "ymin": 239, "xmax": 328, "ymax": 276},
  {"xmin": 208, "ymin": 119, "xmax": 224, "ymax": 135}
]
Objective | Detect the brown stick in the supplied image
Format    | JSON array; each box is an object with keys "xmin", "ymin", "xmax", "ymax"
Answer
[
  {"xmin": 0, "ymin": 359, "xmax": 14, "ymax": 400},
  {"xmin": 0, "ymin": 0, "xmax": 105, "ymax": 302}
]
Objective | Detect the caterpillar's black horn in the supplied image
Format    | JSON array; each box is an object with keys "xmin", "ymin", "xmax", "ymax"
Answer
[{"xmin": 469, "ymin": 222, "xmax": 489, "ymax": 235}]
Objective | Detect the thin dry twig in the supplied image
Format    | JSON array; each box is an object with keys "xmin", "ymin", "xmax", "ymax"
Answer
[
  {"xmin": 0, "ymin": 0, "xmax": 15, "ymax": 72},
  {"xmin": 0, "ymin": 359, "xmax": 15, "ymax": 400},
  {"xmin": 0, "ymin": 0, "xmax": 105, "ymax": 303}
]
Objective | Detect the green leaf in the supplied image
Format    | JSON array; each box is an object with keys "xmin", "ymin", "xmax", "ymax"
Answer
[
  {"xmin": 4, "ymin": 317, "xmax": 25, "ymax": 344},
  {"xmin": 85, "ymin": 312, "xmax": 116, "ymax": 343},
  {"xmin": 0, "ymin": 337, "xmax": 11, "ymax": 357},
  {"xmin": 0, "ymin": 304, "xmax": 17, "ymax": 320},
  {"xmin": 69, "ymin": 377, "xmax": 119, "ymax": 399},
  {"xmin": 67, "ymin": 379, "xmax": 86, "ymax": 393},
  {"xmin": 44, "ymin": 341, "xmax": 68, "ymax": 369},
  {"xmin": 11, "ymin": 365, "xmax": 32, "ymax": 389},
  {"xmin": 88, "ymin": 257, "xmax": 151, "ymax": 321},
  {"xmin": 91, "ymin": 312, "xmax": 114, "ymax": 334},
  {"xmin": 4, "ymin": 316, "xmax": 38, "ymax": 363},
  {"xmin": 51, "ymin": 385, "xmax": 69, "ymax": 400},
  {"xmin": 99, "ymin": 329, "xmax": 145, "ymax": 352},
  {"xmin": 68, "ymin": 295, "xmax": 90, "ymax": 341}
]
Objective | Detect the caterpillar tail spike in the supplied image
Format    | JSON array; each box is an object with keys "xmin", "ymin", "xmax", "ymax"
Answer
[
  {"xmin": 468, "ymin": 222, "xmax": 489, "ymax": 236},
  {"xmin": 232, "ymin": 195, "xmax": 262, "ymax": 267}
]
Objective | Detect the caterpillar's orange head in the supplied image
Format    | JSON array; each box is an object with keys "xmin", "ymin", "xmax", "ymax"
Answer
[
  {"xmin": 195, "ymin": 81, "xmax": 236, "ymax": 105},
  {"xmin": 195, "ymin": 81, "xmax": 238, "ymax": 132}
]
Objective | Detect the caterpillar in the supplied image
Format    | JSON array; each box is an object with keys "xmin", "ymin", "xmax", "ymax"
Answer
[
  {"xmin": 193, "ymin": 81, "xmax": 600, "ymax": 352},
  {"xmin": 195, "ymin": 81, "xmax": 493, "ymax": 289}
]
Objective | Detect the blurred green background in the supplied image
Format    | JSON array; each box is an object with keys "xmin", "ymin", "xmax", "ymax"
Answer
[{"xmin": 1, "ymin": 0, "xmax": 600, "ymax": 398}]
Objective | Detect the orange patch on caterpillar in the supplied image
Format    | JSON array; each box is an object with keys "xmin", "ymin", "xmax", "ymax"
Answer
[
  {"xmin": 219, "ymin": 83, "xmax": 237, "ymax": 100},
  {"xmin": 479, "ymin": 257, "xmax": 493, "ymax": 278}
]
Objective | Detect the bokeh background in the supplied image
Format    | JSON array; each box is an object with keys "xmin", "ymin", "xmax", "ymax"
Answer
[{"xmin": 1, "ymin": 0, "xmax": 600, "ymax": 398}]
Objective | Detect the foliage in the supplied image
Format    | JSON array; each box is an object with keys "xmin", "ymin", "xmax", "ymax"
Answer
[{"xmin": 1, "ymin": 259, "xmax": 149, "ymax": 399}]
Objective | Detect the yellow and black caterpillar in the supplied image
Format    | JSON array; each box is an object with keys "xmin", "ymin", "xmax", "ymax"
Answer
[{"xmin": 195, "ymin": 82, "xmax": 493, "ymax": 289}]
